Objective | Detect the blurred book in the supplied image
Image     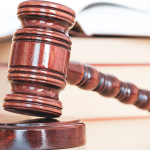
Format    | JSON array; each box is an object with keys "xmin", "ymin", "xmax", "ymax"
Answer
[
  {"xmin": 1, "ymin": 0, "xmax": 150, "ymax": 41},
  {"xmin": 70, "ymin": 3, "xmax": 150, "ymax": 37},
  {"xmin": 71, "ymin": 37, "xmax": 150, "ymax": 64}
]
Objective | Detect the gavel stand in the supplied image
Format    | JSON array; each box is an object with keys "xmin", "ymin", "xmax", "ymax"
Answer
[{"xmin": 0, "ymin": 116, "xmax": 85, "ymax": 150}]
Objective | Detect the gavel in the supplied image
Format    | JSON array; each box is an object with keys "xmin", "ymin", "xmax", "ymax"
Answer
[
  {"xmin": 3, "ymin": 0, "xmax": 150, "ymax": 118},
  {"xmin": 1, "ymin": 1, "xmax": 150, "ymax": 149}
]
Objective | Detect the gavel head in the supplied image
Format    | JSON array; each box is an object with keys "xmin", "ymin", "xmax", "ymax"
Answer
[{"xmin": 3, "ymin": 0, "xmax": 75, "ymax": 118}]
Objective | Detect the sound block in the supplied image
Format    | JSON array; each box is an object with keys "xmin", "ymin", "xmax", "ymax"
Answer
[{"xmin": 0, "ymin": 116, "xmax": 85, "ymax": 150}]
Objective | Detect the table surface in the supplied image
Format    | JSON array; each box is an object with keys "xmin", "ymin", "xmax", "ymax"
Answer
[{"xmin": 64, "ymin": 118, "xmax": 150, "ymax": 150}]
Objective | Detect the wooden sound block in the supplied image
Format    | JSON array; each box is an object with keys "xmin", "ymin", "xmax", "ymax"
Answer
[{"xmin": 0, "ymin": 116, "xmax": 85, "ymax": 150}]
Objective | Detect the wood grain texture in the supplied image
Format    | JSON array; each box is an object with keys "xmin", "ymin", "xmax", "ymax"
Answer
[
  {"xmin": 4, "ymin": 0, "xmax": 75, "ymax": 117},
  {"xmin": 67, "ymin": 60, "xmax": 150, "ymax": 111},
  {"xmin": 0, "ymin": 116, "xmax": 85, "ymax": 150}
]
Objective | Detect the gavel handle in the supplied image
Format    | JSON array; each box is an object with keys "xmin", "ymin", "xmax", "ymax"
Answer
[{"xmin": 67, "ymin": 60, "xmax": 150, "ymax": 111}]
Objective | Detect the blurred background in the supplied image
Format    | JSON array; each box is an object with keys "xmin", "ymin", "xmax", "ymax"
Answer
[{"xmin": 1, "ymin": 0, "xmax": 150, "ymax": 149}]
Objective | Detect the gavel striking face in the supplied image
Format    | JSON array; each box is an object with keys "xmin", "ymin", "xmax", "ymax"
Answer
[{"xmin": 3, "ymin": 0, "xmax": 150, "ymax": 118}]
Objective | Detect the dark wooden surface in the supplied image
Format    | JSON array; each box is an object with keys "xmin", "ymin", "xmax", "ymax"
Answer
[
  {"xmin": 67, "ymin": 60, "xmax": 150, "ymax": 111},
  {"xmin": 3, "ymin": 0, "xmax": 75, "ymax": 117},
  {"xmin": 0, "ymin": 116, "xmax": 85, "ymax": 150}
]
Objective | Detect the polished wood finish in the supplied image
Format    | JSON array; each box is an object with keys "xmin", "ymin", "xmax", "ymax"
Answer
[
  {"xmin": 0, "ymin": 116, "xmax": 85, "ymax": 150},
  {"xmin": 3, "ymin": 0, "xmax": 75, "ymax": 117},
  {"xmin": 67, "ymin": 60, "xmax": 150, "ymax": 111}
]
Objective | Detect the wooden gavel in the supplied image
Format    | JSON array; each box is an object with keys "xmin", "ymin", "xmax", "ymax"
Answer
[{"xmin": 3, "ymin": 0, "xmax": 150, "ymax": 118}]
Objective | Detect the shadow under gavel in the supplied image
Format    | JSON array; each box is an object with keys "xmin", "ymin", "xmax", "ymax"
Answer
[{"xmin": 3, "ymin": 0, "xmax": 150, "ymax": 118}]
